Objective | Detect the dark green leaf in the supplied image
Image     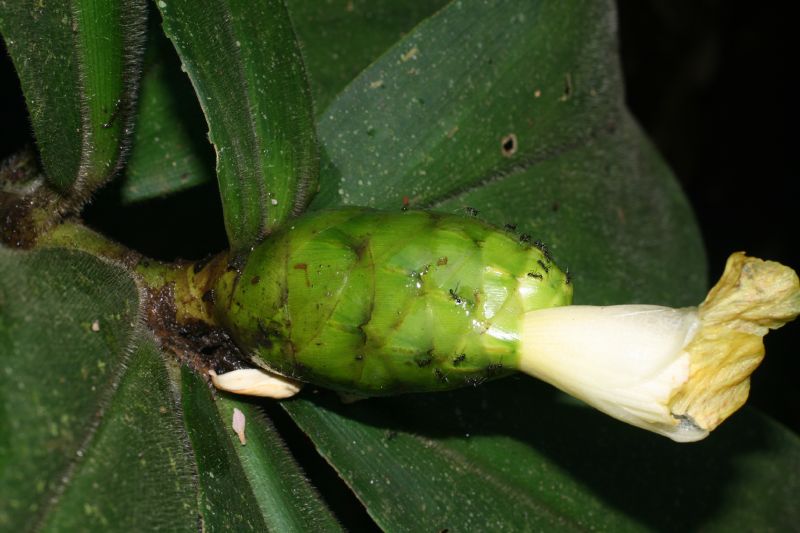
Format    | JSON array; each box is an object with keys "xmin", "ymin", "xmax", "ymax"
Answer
[
  {"xmin": 37, "ymin": 337, "xmax": 199, "ymax": 532},
  {"xmin": 312, "ymin": 0, "xmax": 616, "ymax": 209},
  {"xmin": 284, "ymin": 379, "xmax": 800, "ymax": 532},
  {"xmin": 0, "ymin": 247, "xmax": 193, "ymax": 530},
  {"xmin": 157, "ymin": 0, "xmax": 319, "ymax": 251},
  {"xmin": 181, "ymin": 368, "xmax": 342, "ymax": 532},
  {"xmin": 115, "ymin": 1, "xmax": 445, "ymax": 205},
  {"xmin": 289, "ymin": 0, "xmax": 449, "ymax": 112},
  {"xmin": 0, "ymin": 0, "xmax": 147, "ymax": 196},
  {"xmin": 119, "ymin": 21, "xmax": 215, "ymax": 203},
  {"xmin": 0, "ymin": 246, "xmax": 340, "ymax": 531}
]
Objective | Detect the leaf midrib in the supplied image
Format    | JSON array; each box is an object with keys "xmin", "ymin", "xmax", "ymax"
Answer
[
  {"xmin": 214, "ymin": 0, "xmax": 269, "ymax": 241},
  {"xmin": 30, "ymin": 323, "xmax": 143, "ymax": 531}
]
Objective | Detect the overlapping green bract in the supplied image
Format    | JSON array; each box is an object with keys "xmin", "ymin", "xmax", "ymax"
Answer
[{"xmin": 214, "ymin": 208, "xmax": 571, "ymax": 394}]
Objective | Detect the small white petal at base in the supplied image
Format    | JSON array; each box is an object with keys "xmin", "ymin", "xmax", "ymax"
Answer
[{"xmin": 209, "ymin": 368, "xmax": 302, "ymax": 399}]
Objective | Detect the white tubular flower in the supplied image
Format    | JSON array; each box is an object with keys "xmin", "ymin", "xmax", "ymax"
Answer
[{"xmin": 518, "ymin": 253, "xmax": 800, "ymax": 442}]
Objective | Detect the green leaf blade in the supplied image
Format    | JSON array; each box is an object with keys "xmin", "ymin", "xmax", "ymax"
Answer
[
  {"xmin": 181, "ymin": 368, "xmax": 343, "ymax": 532},
  {"xmin": 0, "ymin": 3, "xmax": 82, "ymax": 192},
  {"xmin": 0, "ymin": 248, "xmax": 141, "ymax": 529},
  {"xmin": 0, "ymin": 0, "xmax": 147, "ymax": 196},
  {"xmin": 283, "ymin": 389, "xmax": 620, "ymax": 532},
  {"xmin": 288, "ymin": 0, "xmax": 449, "ymax": 113},
  {"xmin": 284, "ymin": 378, "xmax": 800, "ymax": 532},
  {"xmin": 157, "ymin": 0, "xmax": 319, "ymax": 251},
  {"xmin": 116, "ymin": 0, "xmax": 447, "ymax": 204},
  {"xmin": 39, "ymin": 336, "xmax": 199, "ymax": 532},
  {"xmin": 311, "ymin": 0, "xmax": 623, "ymax": 211},
  {"xmin": 119, "ymin": 21, "xmax": 215, "ymax": 203}
]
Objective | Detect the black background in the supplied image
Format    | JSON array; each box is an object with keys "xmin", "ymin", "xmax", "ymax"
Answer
[{"xmin": 1, "ymin": 1, "xmax": 797, "ymax": 433}]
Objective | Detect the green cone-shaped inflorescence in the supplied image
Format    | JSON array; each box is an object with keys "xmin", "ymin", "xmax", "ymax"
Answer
[{"xmin": 211, "ymin": 208, "xmax": 572, "ymax": 395}]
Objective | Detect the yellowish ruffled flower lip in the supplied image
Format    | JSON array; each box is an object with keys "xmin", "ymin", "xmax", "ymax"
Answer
[
  {"xmin": 670, "ymin": 252, "xmax": 800, "ymax": 434},
  {"xmin": 519, "ymin": 253, "xmax": 800, "ymax": 442}
]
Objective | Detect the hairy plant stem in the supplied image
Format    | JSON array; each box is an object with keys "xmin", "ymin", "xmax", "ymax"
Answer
[
  {"xmin": 37, "ymin": 219, "xmax": 247, "ymax": 374},
  {"xmin": 37, "ymin": 219, "xmax": 226, "ymax": 326}
]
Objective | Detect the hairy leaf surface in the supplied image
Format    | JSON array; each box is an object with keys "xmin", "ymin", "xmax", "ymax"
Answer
[
  {"xmin": 116, "ymin": 0, "xmax": 444, "ymax": 204},
  {"xmin": 0, "ymin": 247, "xmax": 339, "ymax": 531},
  {"xmin": 0, "ymin": 0, "xmax": 147, "ymax": 196},
  {"xmin": 119, "ymin": 21, "xmax": 214, "ymax": 203},
  {"xmin": 156, "ymin": 0, "xmax": 319, "ymax": 250}
]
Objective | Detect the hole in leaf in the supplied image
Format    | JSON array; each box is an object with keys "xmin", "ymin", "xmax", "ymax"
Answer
[{"xmin": 501, "ymin": 133, "xmax": 517, "ymax": 157}]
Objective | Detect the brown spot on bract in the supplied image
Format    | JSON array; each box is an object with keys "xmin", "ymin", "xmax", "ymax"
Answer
[
  {"xmin": 437, "ymin": 256, "xmax": 448, "ymax": 266},
  {"xmin": 293, "ymin": 263, "xmax": 310, "ymax": 287},
  {"xmin": 501, "ymin": 133, "xmax": 517, "ymax": 157},
  {"xmin": 250, "ymin": 275, "xmax": 260, "ymax": 285}
]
